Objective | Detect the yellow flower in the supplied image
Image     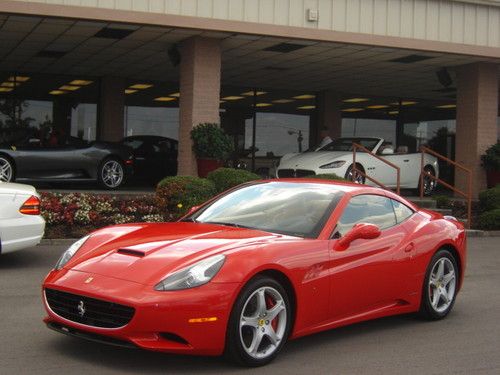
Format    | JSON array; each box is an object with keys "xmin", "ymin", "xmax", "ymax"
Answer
[{"xmin": 177, "ymin": 203, "xmax": 183, "ymax": 208}]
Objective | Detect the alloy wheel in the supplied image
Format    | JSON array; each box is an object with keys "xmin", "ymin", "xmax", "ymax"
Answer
[
  {"xmin": 428, "ymin": 257, "xmax": 456, "ymax": 313},
  {"xmin": 101, "ymin": 160, "xmax": 124, "ymax": 188},
  {"xmin": 239, "ymin": 286, "xmax": 287, "ymax": 360},
  {"xmin": 0, "ymin": 157, "xmax": 13, "ymax": 182},
  {"xmin": 422, "ymin": 168, "xmax": 436, "ymax": 195}
]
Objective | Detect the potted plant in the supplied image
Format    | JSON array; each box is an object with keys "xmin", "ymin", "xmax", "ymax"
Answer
[
  {"xmin": 481, "ymin": 142, "xmax": 500, "ymax": 188},
  {"xmin": 190, "ymin": 123, "xmax": 233, "ymax": 177}
]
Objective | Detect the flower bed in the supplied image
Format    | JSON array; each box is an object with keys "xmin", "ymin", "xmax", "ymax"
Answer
[{"xmin": 40, "ymin": 192, "xmax": 165, "ymax": 238}]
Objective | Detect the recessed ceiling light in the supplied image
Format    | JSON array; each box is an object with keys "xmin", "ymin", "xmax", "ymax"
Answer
[
  {"xmin": 220, "ymin": 100, "xmax": 226, "ymax": 103},
  {"xmin": 366, "ymin": 105, "xmax": 389, "ymax": 109},
  {"xmin": 0, "ymin": 87, "xmax": 13, "ymax": 92},
  {"xmin": 343, "ymin": 98, "xmax": 369, "ymax": 103},
  {"xmin": 8, "ymin": 76, "xmax": 30, "ymax": 82},
  {"xmin": 272, "ymin": 99, "xmax": 295, "ymax": 104},
  {"xmin": 389, "ymin": 111, "xmax": 399, "ymax": 115},
  {"xmin": 222, "ymin": 96, "xmax": 244, "ymax": 101},
  {"xmin": 293, "ymin": 94, "xmax": 315, "ymax": 100},
  {"xmin": 255, "ymin": 103, "xmax": 272, "ymax": 107},
  {"xmin": 241, "ymin": 91, "xmax": 267, "ymax": 96},
  {"xmin": 169, "ymin": 92, "xmax": 180, "ymax": 97},
  {"xmin": 130, "ymin": 84, "xmax": 153, "ymax": 90},
  {"xmin": 342, "ymin": 108, "xmax": 364, "ymax": 112},
  {"xmin": 125, "ymin": 89, "xmax": 138, "ymax": 94},
  {"xmin": 70, "ymin": 80, "xmax": 93, "ymax": 86},
  {"xmin": 435, "ymin": 104, "xmax": 456, "ymax": 109},
  {"xmin": 49, "ymin": 90, "xmax": 67, "ymax": 95},
  {"xmin": 297, "ymin": 105, "xmax": 315, "ymax": 110},
  {"xmin": 154, "ymin": 97, "xmax": 176, "ymax": 102},
  {"xmin": 1, "ymin": 82, "xmax": 19, "ymax": 88},
  {"xmin": 59, "ymin": 85, "xmax": 81, "ymax": 91},
  {"xmin": 390, "ymin": 101, "xmax": 418, "ymax": 106}
]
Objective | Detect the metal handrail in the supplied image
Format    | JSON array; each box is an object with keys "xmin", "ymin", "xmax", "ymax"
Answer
[
  {"xmin": 352, "ymin": 143, "xmax": 401, "ymax": 195},
  {"xmin": 419, "ymin": 146, "xmax": 472, "ymax": 229}
]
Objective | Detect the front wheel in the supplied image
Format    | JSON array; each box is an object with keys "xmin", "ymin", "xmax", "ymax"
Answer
[
  {"xmin": 225, "ymin": 276, "xmax": 291, "ymax": 367},
  {"xmin": 345, "ymin": 164, "xmax": 365, "ymax": 184},
  {"xmin": 0, "ymin": 156, "xmax": 14, "ymax": 182},
  {"xmin": 98, "ymin": 158, "xmax": 125, "ymax": 189},
  {"xmin": 419, "ymin": 249, "xmax": 458, "ymax": 320}
]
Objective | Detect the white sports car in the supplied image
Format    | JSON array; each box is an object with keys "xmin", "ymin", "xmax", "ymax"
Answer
[
  {"xmin": 277, "ymin": 137, "xmax": 439, "ymax": 195},
  {"xmin": 0, "ymin": 182, "xmax": 45, "ymax": 254}
]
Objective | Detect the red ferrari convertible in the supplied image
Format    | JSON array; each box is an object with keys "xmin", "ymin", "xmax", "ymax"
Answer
[{"xmin": 42, "ymin": 180, "xmax": 466, "ymax": 366}]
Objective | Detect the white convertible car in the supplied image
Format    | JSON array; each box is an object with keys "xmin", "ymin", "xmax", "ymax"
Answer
[
  {"xmin": 0, "ymin": 182, "xmax": 45, "ymax": 254},
  {"xmin": 277, "ymin": 137, "xmax": 439, "ymax": 195}
]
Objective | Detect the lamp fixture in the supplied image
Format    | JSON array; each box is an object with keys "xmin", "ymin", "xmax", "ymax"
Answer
[
  {"xmin": 0, "ymin": 87, "xmax": 13, "ymax": 92},
  {"xmin": 69, "ymin": 80, "xmax": 93, "ymax": 86},
  {"xmin": 343, "ymin": 98, "xmax": 369, "ymax": 103},
  {"xmin": 342, "ymin": 108, "xmax": 364, "ymax": 112},
  {"xmin": 241, "ymin": 91, "xmax": 267, "ymax": 96},
  {"xmin": 59, "ymin": 85, "xmax": 81, "ymax": 91},
  {"xmin": 8, "ymin": 76, "xmax": 30, "ymax": 82},
  {"xmin": 297, "ymin": 105, "xmax": 316, "ymax": 109},
  {"xmin": 390, "ymin": 101, "xmax": 418, "ymax": 106},
  {"xmin": 154, "ymin": 97, "xmax": 176, "ymax": 102},
  {"xmin": 272, "ymin": 99, "xmax": 295, "ymax": 104},
  {"xmin": 125, "ymin": 89, "xmax": 138, "ymax": 94},
  {"xmin": 366, "ymin": 105, "xmax": 389, "ymax": 109},
  {"xmin": 49, "ymin": 90, "xmax": 67, "ymax": 95},
  {"xmin": 169, "ymin": 92, "xmax": 180, "ymax": 97},
  {"xmin": 130, "ymin": 83, "xmax": 153, "ymax": 90},
  {"xmin": 255, "ymin": 103, "xmax": 272, "ymax": 107},
  {"xmin": 221, "ymin": 96, "xmax": 244, "ymax": 101},
  {"xmin": 435, "ymin": 104, "xmax": 456, "ymax": 109},
  {"xmin": 293, "ymin": 94, "xmax": 315, "ymax": 99}
]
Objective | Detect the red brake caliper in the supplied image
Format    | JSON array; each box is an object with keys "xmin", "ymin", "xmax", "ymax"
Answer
[{"xmin": 265, "ymin": 294, "xmax": 278, "ymax": 331}]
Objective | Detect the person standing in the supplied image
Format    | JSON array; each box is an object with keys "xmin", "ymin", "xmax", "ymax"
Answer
[{"xmin": 316, "ymin": 127, "xmax": 332, "ymax": 150}]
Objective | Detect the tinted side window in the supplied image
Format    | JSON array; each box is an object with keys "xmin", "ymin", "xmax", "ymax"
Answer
[
  {"xmin": 335, "ymin": 194, "xmax": 397, "ymax": 236},
  {"xmin": 391, "ymin": 199, "xmax": 414, "ymax": 223}
]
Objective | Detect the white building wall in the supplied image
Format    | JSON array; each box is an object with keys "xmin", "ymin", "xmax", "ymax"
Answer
[{"xmin": 5, "ymin": 0, "xmax": 500, "ymax": 48}]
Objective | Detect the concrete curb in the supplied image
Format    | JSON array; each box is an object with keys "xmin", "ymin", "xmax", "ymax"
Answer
[{"xmin": 41, "ymin": 230, "xmax": 500, "ymax": 244}]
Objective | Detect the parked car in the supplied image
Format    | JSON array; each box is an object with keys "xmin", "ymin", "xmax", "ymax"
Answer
[
  {"xmin": 42, "ymin": 180, "xmax": 465, "ymax": 366},
  {"xmin": 121, "ymin": 135, "xmax": 178, "ymax": 182},
  {"xmin": 0, "ymin": 136, "xmax": 134, "ymax": 189},
  {"xmin": 277, "ymin": 137, "xmax": 439, "ymax": 195},
  {"xmin": 0, "ymin": 181, "xmax": 45, "ymax": 254}
]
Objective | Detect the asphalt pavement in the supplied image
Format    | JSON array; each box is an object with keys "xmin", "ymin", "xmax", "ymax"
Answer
[{"xmin": 0, "ymin": 238, "xmax": 499, "ymax": 375}]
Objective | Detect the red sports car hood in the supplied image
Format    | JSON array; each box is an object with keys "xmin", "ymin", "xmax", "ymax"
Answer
[{"xmin": 65, "ymin": 222, "xmax": 284, "ymax": 285}]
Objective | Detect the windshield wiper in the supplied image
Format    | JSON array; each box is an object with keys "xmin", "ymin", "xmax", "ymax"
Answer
[{"xmin": 203, "ymin": 221, "xmax": 256, "ymax": 230}]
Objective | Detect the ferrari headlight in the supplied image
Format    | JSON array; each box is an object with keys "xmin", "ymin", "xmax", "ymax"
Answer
[
  {"xmin": 55, "ymin": 235, "xmax": 90, "ymax": 270},
  {"xmin": 154, "ymin": 254, "xmax": 225, "ymax": 291},
  {"xmin": 319, "ymin": 160, "xmax": 346, "ymax": 169}
]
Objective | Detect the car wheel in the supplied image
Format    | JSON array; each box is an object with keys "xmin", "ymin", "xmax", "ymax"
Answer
[
  {"xmin": 419, "ymin": 166, "xmax": 437, "ymax": 196},
  {"xmin": 226, "ymin": 276, "xmax": 291, "ymax": 367},
  {"xmin": 345, "ymin": 164, "xmax": 365, "ymax": 184},
  {"xmin": 98, "ymin": 158, "xmax": 125, "ymax": 189},
  {"xmin": 0, "ymin": 156, "xmax": 14, "ymax": 182},
  {"xmin": 419, "ymin": 249, "xmax": 458, "ymax": 320}
]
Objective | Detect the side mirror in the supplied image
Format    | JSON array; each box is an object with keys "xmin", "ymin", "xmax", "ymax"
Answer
[{"xmin": 336, "ymin": 223, "xmax": 381, "ymax": 251}]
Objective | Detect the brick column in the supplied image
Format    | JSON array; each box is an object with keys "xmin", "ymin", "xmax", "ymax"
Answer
[
  {"xmin": 310, "ymin": 90, "xmax": 342, "ymax": 148},
  {"xmin": 178, "ymin": 37, "xmax": 221, "ymax": 176},
  {"xmin": 456, "ymin": 63, "xmax": 499, "ymax": 198},
  {"xmin": 97, "ymin": 76, "xmax": 125, "ymax": 142}
]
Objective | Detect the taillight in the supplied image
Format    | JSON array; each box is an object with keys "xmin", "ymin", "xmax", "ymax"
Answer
[{"xmin": 19, "ymin": 195, "xmax": 41, "ymax": 215}]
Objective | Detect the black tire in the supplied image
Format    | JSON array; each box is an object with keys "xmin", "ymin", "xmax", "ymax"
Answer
[
  {"xmin": 419, "ymin": 249, "xmax": 459, "ymax": 320},
  {"xmin": 419, "ymin": 166, "xmax": 437, "ymax": 196},
  {"xmin": 98, "ymin": 158, "xmax": 125, "ymax": 189},
  {"xmin": 0, "ymin": 155, "xmax": 15, "ymax": 182},
  {"xmin": 225, "ymin": 276, "xmax": 292, "ymax": 367},
  {"xmin": 344, "ymin": 164, "xmax": 365, "ymax": 184}
]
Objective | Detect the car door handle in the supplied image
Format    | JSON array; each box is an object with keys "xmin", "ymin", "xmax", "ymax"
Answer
[
  {"xmin": 403, "ymin": 159, "xmax": 409, "ymax": 162},
  {"xmin": 404, "ymin": 243, "xmax": 414, "ymax": 253}
]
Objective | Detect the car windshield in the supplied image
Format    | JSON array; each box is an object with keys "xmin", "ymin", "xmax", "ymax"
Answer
[
  {"xmin": 190, "ymin": 182, "xmax": 344, "ymax": 238},
  {"xmin": 318, "ymin": 138, "xmax": 380, "ymax": 152}
]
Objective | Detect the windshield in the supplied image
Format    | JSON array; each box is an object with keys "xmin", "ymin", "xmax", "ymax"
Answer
[
  {"xmin": 318, "ymin": 138, "xmax": 380, "ymax": 152},
  {"xmin": 190, "ymin": 182, "xmax": 344, "ymax": 238}
]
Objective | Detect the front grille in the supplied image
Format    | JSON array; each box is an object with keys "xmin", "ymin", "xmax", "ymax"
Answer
[
  {"xmin": 277, "ymin": 169, "xmax": 315, "ymax": 178},
  {"xmin": 45, "ymin": 288, "xmax": 135, "ymax": 329}
]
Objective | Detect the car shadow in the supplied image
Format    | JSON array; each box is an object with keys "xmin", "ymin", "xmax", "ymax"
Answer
[
  {"xmin": 47, "ymin": 313, "xmax": 421, "ymax": 374},
  {"xmin": 0, "ymin": 246, "xmax": 56, "ymax": 270}
]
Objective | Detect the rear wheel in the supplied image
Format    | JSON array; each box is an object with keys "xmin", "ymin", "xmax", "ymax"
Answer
[
  {"xmin": 345, "ymin": 164, "xmax": 365, "ymax": 184},
  {"xmin": 419, "ymin": 249, "xmax": 458, "ymax": 320},
  {"xmin": 419, "ymin": 166, "xmax": 437, "ymax": 196},
  {"xmin": 0, "ymin": 156, "xmax": 14, "ymax": 182},
  {"xmin": 225, "ymin": 276, "xmax": 291, "ymax": 367},
  {"xmin": 98, "ymin": 158, "xmax": 124, "ymax": 189}
]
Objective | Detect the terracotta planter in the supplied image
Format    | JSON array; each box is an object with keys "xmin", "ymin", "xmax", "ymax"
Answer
[
  {"xmin": 197, "ymin": 158, "xmax": 222, "ymax": 178},
  {"xmin": 486, "ymin": 169, "xmax": 500, "ymax": 188}
]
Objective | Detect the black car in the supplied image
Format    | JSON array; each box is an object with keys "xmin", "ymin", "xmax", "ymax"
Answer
[
  {"xmin": 121, "ymin": 135, "xmax": 178, "ymax": 182},
  {"xmin": 0, "ymin": 136, "xmax": 134, "ymax": 189}
]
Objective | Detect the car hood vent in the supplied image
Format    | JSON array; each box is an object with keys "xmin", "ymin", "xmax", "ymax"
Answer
[{"xmin": 117, "ymin": 249, "xmax": 145, "ymax": 257}]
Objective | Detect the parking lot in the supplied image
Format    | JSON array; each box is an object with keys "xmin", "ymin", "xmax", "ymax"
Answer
[{"xmin": 1, "ymin": 237, "xmax": 499, "ymax": 375}]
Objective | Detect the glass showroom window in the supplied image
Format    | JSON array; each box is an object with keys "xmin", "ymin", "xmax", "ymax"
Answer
[
  {"xmin": 124, "ymin": 106, "xmax": 179, "ymax": 140},
  {"xmin": 342, "ymin": 118, "xmax": 397, "ymax": 146}
]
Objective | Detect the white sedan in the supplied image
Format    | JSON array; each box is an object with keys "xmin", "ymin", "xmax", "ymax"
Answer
[
  {"xmin": 277, "ymin": 137, "xmax": 439, "ymax": 195},
  {"xmin": 0, "ymin": 182, "xmax": 45, "ymax": 254}
]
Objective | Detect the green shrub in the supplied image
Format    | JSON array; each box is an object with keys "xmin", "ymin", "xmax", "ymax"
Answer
[
  {"xmin": 476, "ymin": 208, "xmax": 500, "ymax": 230},
  {"xmin": 190, "ymin": 123, "xmax": 233, "ymax": 159},
  {"xmin": 479, "ymin": 185, "xmax": 500, "ymax": 211},
  {"xmin": 156, "ymin": 176, "xmax": 216, "ymax": 218},
  {"xmin": 305, "ymin": 173, "xmax": 347, "ymax": 181},
  {"xmin": 207, "ymin": 168, "xmax": 261, "ymax": 193},
  {"xmin": 481, "ymin": 143, "xmax": 500, "ymax": 171},
  {"xmin": 433, "ymin": 195, "xmax": 451, "ymax": 209}
]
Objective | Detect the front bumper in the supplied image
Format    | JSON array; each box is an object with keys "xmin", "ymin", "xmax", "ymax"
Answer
[{"xmin": 42, "ymin": 269, "xmax": 241, "ymax": 355}]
